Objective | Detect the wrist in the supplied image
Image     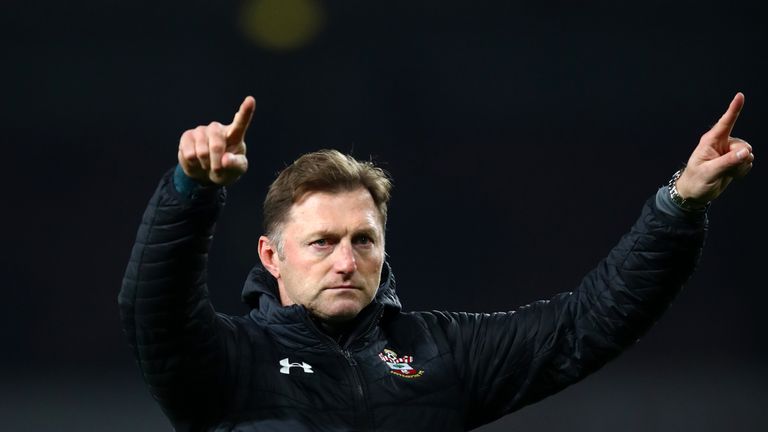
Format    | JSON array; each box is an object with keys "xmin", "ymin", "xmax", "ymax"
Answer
[
  {"xmin": 668, "ymin": 168, "xmax": 709, "ymax": 211},
  {"xmin": 173, "ymin": 164, "xmax": 219, "ymax": 199}
]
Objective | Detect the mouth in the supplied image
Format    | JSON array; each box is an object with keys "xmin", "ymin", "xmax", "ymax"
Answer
[{"xmin": 324, "ymin": 285, "xmax": 360, "ymax": 291}]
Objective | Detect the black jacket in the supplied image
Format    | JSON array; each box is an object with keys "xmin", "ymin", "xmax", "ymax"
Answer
[{"xmin": 119, "ymin": 170, "xmax": 707, "ymax": 431}]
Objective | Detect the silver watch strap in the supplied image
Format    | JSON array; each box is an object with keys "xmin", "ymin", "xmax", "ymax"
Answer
[{"xmin": 667, "ymin": 168, "xmax": 709, "ymax": 211}]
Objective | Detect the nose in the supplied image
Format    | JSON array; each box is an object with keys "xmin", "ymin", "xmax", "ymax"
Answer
[{"xmin": 333, "ymin": 241, "xmax": 357, "ymax": 275}]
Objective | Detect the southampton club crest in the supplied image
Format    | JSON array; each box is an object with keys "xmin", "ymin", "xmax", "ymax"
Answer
[{"xmin": 379, "ymin": 349, "xmax": 424, "ymax": 378}]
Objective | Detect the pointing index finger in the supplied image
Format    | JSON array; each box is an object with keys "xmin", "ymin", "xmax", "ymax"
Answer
[
  {"xmin": 711, "ymin": 92, "xmax": 745, "ymax": 138},
  {"xmin": 227, "ymin": 96, "xmax": 256, "ymax": 144}
]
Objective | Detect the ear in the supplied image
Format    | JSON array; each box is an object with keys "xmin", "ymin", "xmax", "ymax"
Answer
[{"xmin": 258, "ymin": 235, "xmax": 281, "ymax": 278}]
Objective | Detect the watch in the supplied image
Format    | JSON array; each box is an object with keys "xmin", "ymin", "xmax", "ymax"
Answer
[{"xmin": 668, "ymin": 168, "xmax": 709, "ymax": 211}]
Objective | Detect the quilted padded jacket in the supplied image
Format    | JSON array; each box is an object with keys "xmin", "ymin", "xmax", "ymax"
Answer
[{"xmin": 118, "ymin": 169, "xmax": 707, "ymax": 431}]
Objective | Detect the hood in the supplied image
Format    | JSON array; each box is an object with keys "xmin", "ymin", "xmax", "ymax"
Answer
[{"xmin": 241, "ymin": 261, "xmax": 402, "ymax": 315}]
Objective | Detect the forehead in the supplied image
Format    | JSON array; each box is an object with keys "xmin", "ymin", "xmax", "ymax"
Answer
[{"xmin": 284, "ymin": 187, "xmax": 383, "ymax": 233}]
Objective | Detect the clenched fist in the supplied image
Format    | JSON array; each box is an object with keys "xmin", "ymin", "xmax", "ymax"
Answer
[{"xmin": 178, "ymin": 96, "xmax": 256, "ymax": 186}]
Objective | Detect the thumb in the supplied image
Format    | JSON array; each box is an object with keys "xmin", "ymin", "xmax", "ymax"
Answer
[
  {"xmin": 707, "ymin": 147, "xmax": 751, "ymax": 176},
  {"xmin": 222, "ymin": 152, "xmax": 249, "ymax": 173}
]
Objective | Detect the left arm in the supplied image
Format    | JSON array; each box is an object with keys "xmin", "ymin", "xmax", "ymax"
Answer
[{"xmin": 435, "ymin": 93, "xmax": 755, "ymax": 428}]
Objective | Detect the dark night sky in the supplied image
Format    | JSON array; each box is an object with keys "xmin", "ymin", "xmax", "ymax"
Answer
[{"xmin": 2, "ymin": 0, "xmax": 766, "ymax": 430}]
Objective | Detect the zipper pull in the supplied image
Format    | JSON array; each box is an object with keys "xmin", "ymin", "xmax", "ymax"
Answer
[{"xmin": 342, "ymin": 350, "xmax": 358, "ymax": 366}]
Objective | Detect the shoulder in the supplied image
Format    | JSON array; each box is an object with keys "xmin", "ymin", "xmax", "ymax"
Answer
[{"xmin": 383, "ymin": 310, "xmax": 488, "ymax": 342}]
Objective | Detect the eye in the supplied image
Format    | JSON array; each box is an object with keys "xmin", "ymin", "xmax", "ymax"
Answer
[
  {"xmin": 311, "ymin": 238, "xmax": 329, "ymax": 247},
  {"xmin": 353, "ymin": 235, "xmax": 374, "ymax": 246}
]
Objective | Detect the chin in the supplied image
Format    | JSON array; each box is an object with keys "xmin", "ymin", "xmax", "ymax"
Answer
[
  {"xmin": 323, "ymin": 307, "xmax": 363, "ymax": 323},
  {"xmin": 315, "ymin": 299, "xmax": 367, "ymax": 323}
]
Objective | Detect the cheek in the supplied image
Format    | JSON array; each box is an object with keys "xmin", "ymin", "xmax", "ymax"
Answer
[
  {"xmin": 288, "ymin": 260, "xmax": 330, "ymax": 295},
  {"xmin": 367, "ymin": 248, "xmax": 385, "ymax": 268},
  {"xmin": 361, "ymin": 258, "xmax": 382, "ymax": 274},
  {"xmin": 359, "ymin": 251, "xmax": 384, "ymax": 281}
]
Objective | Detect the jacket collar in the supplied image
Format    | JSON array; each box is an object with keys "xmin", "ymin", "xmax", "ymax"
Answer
[{"xmin": 241, "ymin": 261, "xmax": 401, "ymax": 342}]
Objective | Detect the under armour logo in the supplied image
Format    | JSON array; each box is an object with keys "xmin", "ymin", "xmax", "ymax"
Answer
[{"xmin": 279, "ymin": 358, "xmax": 314, "ymax": 375}]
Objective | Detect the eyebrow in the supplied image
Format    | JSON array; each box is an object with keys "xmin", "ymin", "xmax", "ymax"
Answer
[{"xmin": 304, "ymin": 226, "xmax": 380, "ymax": 240}]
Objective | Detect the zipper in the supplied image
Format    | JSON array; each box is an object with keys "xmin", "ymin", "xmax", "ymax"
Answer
[
  {"xmin": 342, "ymin": 349, "xmax": 364, "ymax": 396},
  {"xmin": 342, "ymin": 305, "xmax": 385, "ymax": 350},
  {"xmin": 302, "ymin": 310, "xmax": 382, "ymax": 431},
  {"xmin": 341, "ymin": 348, "xmax": 374, "ymax": 430}
]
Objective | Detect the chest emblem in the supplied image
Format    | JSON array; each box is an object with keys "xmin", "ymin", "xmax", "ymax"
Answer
[
  {"xmin": 378, "ymin": 349, "xmax": 424, "ymax": 378},
  {"xmin": 279, "ymin": 358, "xmax": 314, "ymax": 375}
]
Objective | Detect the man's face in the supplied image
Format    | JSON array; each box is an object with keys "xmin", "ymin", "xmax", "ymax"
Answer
[{"xmin": 268, "ymin": 187, "xmax": 385, "ymax": 323}]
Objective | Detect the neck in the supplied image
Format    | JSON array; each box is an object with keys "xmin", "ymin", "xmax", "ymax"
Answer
[
  {"xmin": 312, "ymin": 315, "xmax": 356, "ymax": 345},
  {"xmin": 311, "ymin": 303, "xmax": 380, "ymax": 346}
]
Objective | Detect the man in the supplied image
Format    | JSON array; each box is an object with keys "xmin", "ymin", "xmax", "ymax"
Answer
[{"xmin": 119, "ymin": 94, "xmax": 754, "ymax": 431}]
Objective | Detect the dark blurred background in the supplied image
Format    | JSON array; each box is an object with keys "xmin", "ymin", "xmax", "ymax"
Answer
[{"xmin": 2, "ymin": 0, "xmax": 766, "ymax": 430}]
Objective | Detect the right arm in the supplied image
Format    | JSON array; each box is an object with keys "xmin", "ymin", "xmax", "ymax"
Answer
[{"xmin": 118, "ymin": 97, "xmax": 255, "ymax": 427}]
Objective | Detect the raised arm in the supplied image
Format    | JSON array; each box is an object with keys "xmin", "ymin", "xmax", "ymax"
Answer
[
  {"xmin": 118, "ymin": 97, "xmax": 255, "ymax": 427},
  {"xmin": 435, "ymin": 94, "xmax": 754, "ymax": 428}
]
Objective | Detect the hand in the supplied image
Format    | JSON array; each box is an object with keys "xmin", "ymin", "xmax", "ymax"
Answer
[
  {"xmin": 675, "ymin": 92, "xmax": 755, "ymax": 203},
  {"xmin": 177, "ymin": 96, "xmax": 256, "ymax": 186}
]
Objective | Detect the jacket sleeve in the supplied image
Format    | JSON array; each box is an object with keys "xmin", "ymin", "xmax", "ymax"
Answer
[
  {"xmin": 434, "ymin": 194, "xmax": 707, "ymax": 429},
  {"xmin": 118, "ymin": 169, "xmax": 240, "ymax": 428}
]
